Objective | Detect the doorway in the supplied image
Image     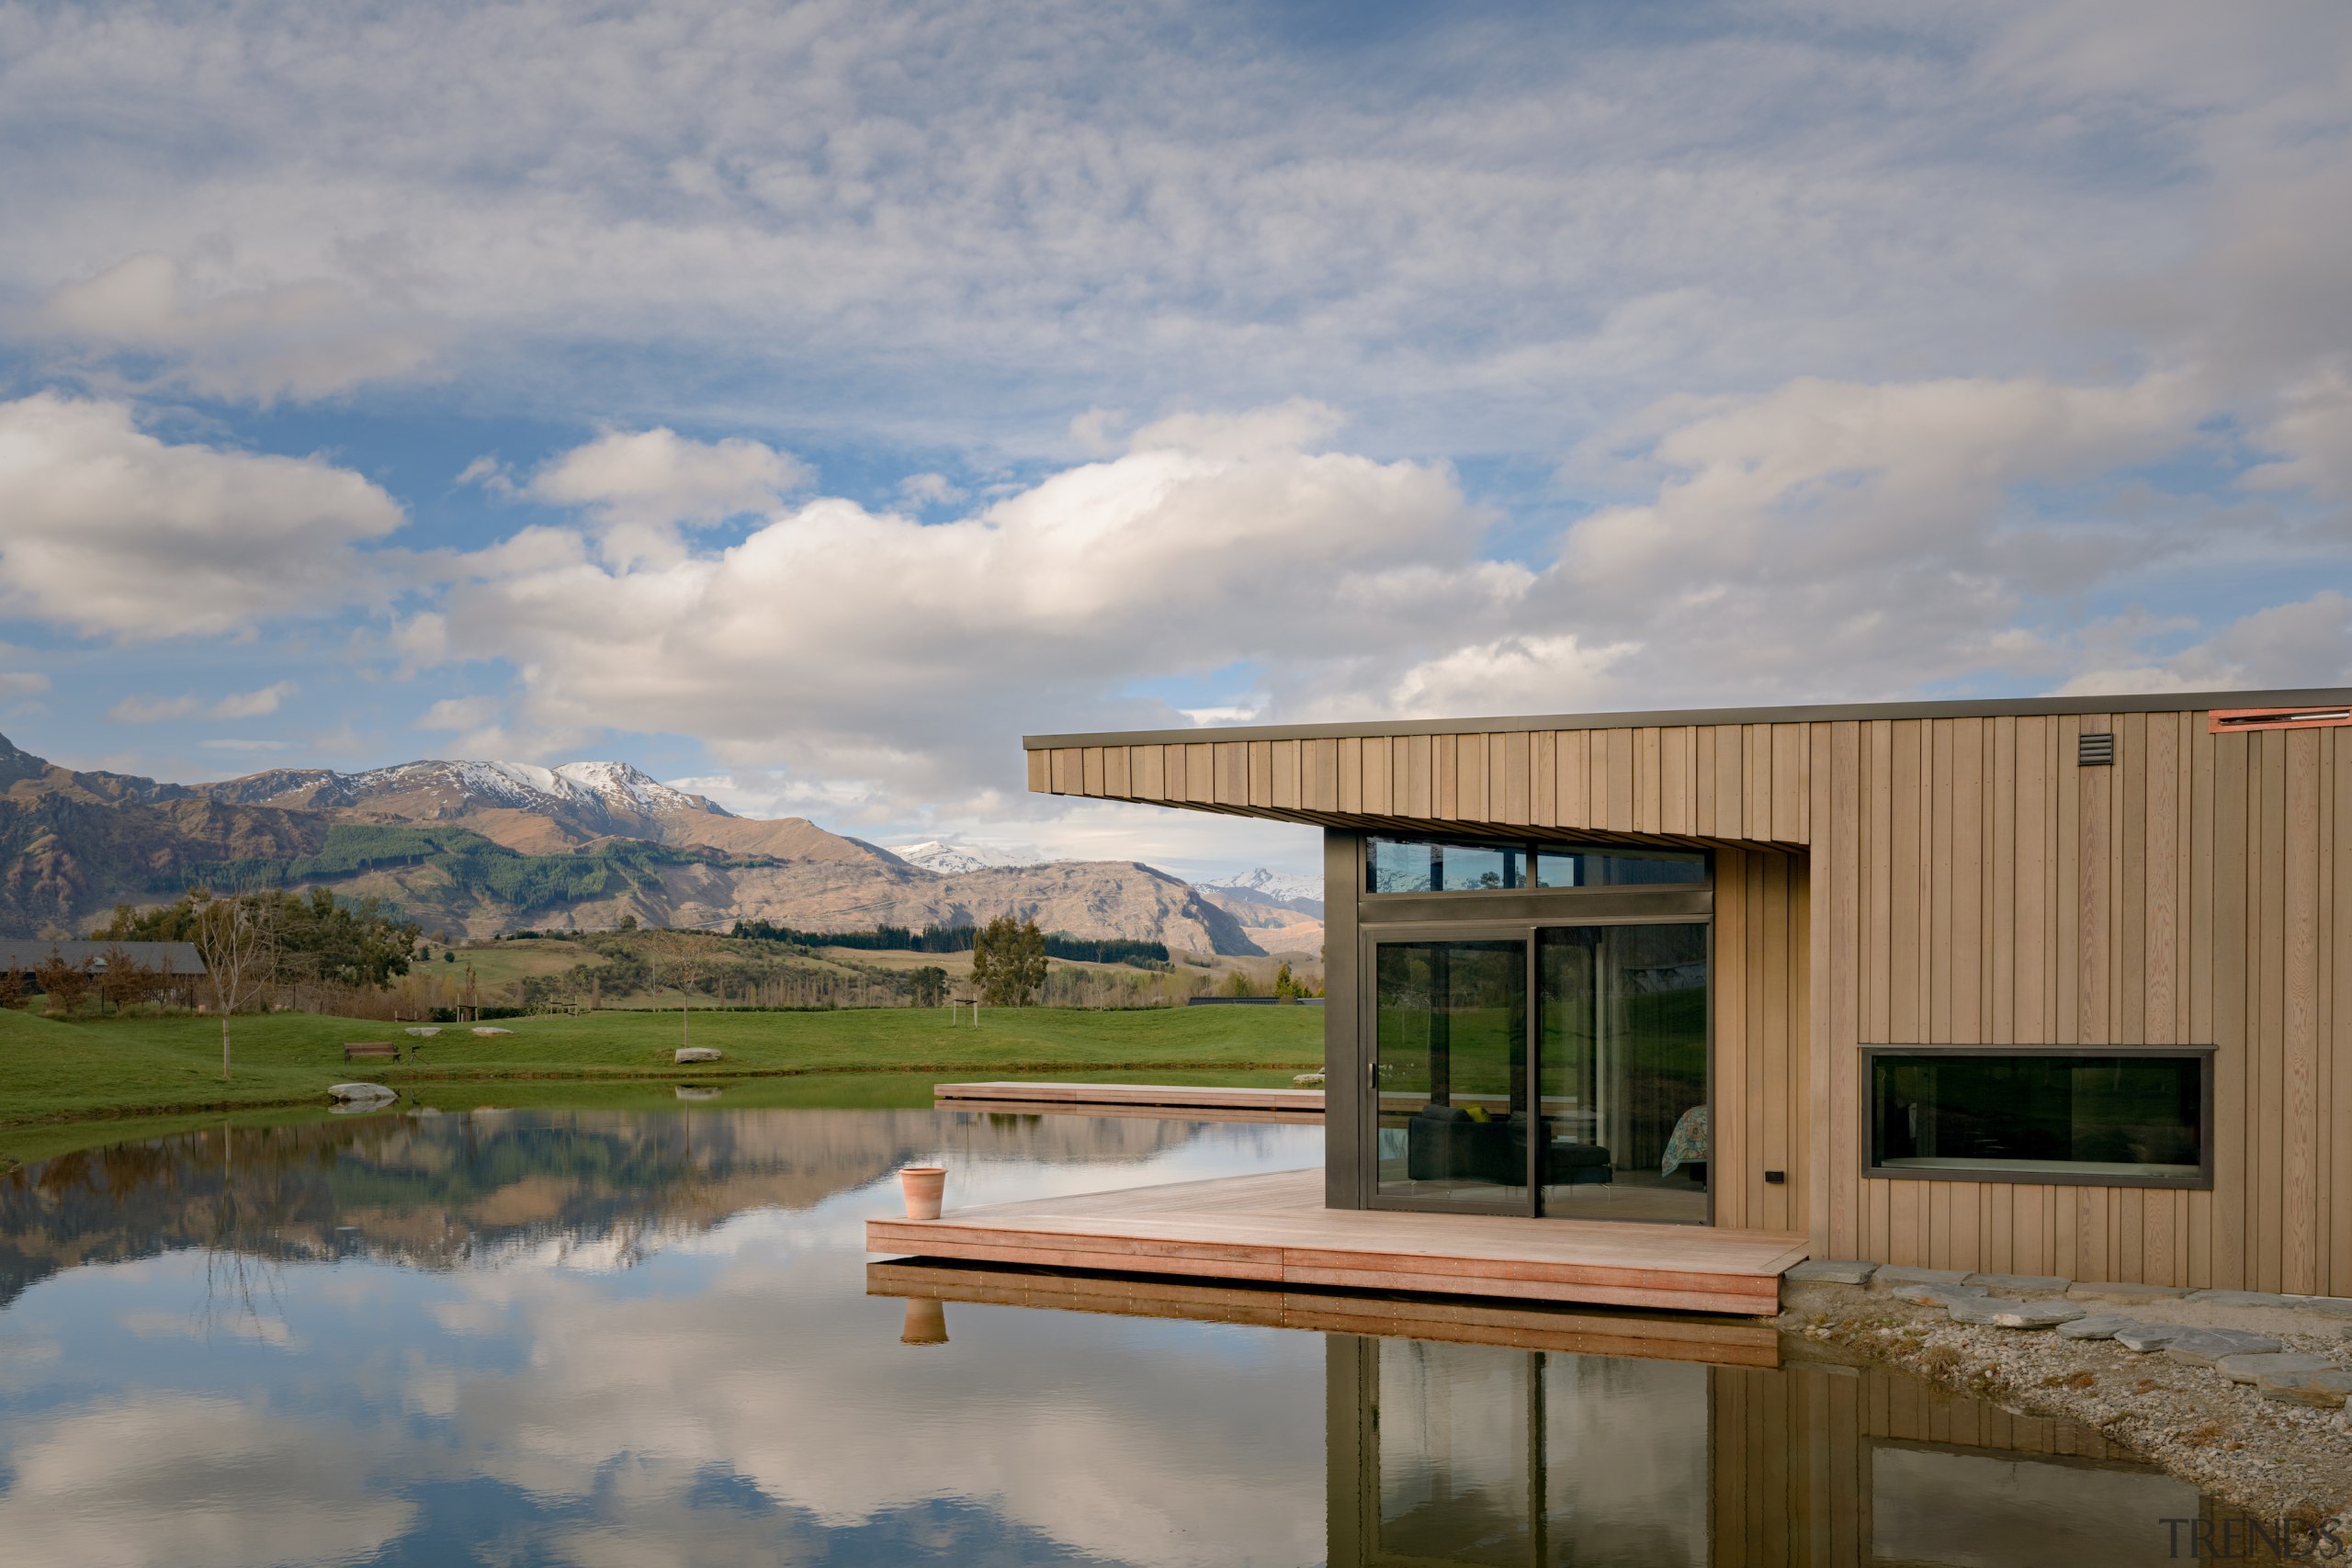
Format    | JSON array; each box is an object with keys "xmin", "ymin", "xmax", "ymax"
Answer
[{"xmin": 1366, "ymin": 920, "xmax": 1710, "ymax": 1224}]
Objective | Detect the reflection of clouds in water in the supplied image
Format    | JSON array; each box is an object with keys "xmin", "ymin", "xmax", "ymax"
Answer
[
  {"xmin": 0, "ymin": 1114, "xmax": 1329, "ymax": 1567},
  {"xmin": 116, "ymin": 1305, "xmax": 297, "ymax": 1348},
  {"xmin": 0, "ymin": 1395, "xmax": 416, "ymax": 1568}
]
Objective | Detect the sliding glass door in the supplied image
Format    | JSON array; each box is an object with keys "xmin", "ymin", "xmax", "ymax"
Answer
[{"xmin": 1368, "ymin": 921, "xmax": 1710, "ymax": 1223}]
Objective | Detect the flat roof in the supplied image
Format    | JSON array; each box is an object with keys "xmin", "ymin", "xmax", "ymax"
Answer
[{"xmin": 1023, "ymin": 686, "xmax": 2352, "ymax": 750}]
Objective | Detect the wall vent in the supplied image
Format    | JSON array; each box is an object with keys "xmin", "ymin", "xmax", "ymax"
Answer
[
  {"xmin": 2077, "ymin": 732, "xmax": 2115, "ymax": 766},
  {"xmin": 2210, "ymin": 705, "xmax": 2352, "ymax": 734}
]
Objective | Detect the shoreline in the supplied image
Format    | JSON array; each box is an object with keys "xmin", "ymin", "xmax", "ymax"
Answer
[{"xmin": 1781, "ymin": 1277, "xmax": 2352, "ymax": 1525}]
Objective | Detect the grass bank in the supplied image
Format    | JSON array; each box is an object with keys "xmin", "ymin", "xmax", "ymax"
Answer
[{"xmin": 0, "ymin": 1004, "xmax": 1325, "ymax": 1165}]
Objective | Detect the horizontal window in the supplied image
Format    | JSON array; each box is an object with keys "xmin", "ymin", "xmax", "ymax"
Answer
[
  {"xmin": 1866, "ymin": 1050, "xmax": 2210, "ymax": 1188},
  {"xmin": 1367, "ymin": 837, "xmax": 1705, "ymax": 895}
]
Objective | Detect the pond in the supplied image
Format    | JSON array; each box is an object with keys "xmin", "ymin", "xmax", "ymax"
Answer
[{"xmin": 0, "ymin": 1105, "xmax": 2256, "ymax": 1565}]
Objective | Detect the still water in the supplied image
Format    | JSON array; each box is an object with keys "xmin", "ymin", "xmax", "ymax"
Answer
[{"xmin": 0, "ymin": 1106, "xmax": 2239, "ymax": 1566}]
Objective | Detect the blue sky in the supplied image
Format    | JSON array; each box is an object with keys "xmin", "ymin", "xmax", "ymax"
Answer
[{"xmin": 1, "ymin": 0, "xmax": 2348, "ymax": 880}]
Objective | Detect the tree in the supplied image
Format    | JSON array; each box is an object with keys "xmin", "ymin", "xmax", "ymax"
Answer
[
  {"xmin": 191, "ymin": 889, "xmax": 277, "ymax": 1080},
  {"xmin": 644, "ymin": 928, "xmax": 716, "ymax": 1046},
  {"xmin": 1273, "ymin": 962, "xmax": 1296, "ymax": 1000},
  {"xmin": 32, "ymin": 947, "xmax": 95, "ymax": 1015},
  {"xmin": 970, "ymin": 916, "xmax": 1046, "ymax": 1008},
  {"xmin": 908, "ymin": 965, "xmax": 949, "ymax": 1008},
  {"xmin": 0, "ymin": 964, "xmax": 27, "ymax": 1010},
  {"xmin": 94, "ymin": 943, "xmax": 163, "ymax": 1013}
]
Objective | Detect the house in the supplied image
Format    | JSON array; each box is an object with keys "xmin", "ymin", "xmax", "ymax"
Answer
[
  {"xmin": 1018, "ymin": 689, "xmax": 2352, "ymax": 1295},
  {"xmin": 0, "ymin": 940, "xmax": 208, "ymax": 977}
]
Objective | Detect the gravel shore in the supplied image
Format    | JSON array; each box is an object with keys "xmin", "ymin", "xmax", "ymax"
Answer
[{"xmin": 1781, "ymin": 1280, "xmax": 2352, "ymax": 1527}]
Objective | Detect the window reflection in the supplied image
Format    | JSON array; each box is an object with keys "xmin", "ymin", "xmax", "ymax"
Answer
[{"xmin": 1367, "ymin": 838, "xmax": 1703, "ymax": 895}]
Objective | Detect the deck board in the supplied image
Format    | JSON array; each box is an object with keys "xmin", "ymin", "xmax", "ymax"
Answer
[
  {"xmin": 867, "ymin": 1259, "xmax": 1783, "ymax": 1366},
  {"xmin": 866, "ymin": 1168, "xmax": 1809, "ymax": 1316},
  {"xmin": 933, "ymin": 1081, "xmax": 1325, "ymax": 1121}
]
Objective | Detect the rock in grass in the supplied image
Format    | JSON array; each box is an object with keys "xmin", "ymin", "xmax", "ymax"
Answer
[
  {"xmin": 2057, "ymin": 1314, "xmax": 2141, "ymax": 1341},
  {"xmin": 327, "ymin": 1082, "xmax": 395, "ymax": 1101},
  {"xmin": 1785, "ymin": 1259, "xmax": 1878, "ymax": 1285},
  {"xmin": 2259, "ymin": 1369, "xmax": 2352, "ymax": 1408},
  {"xmin": 2166, "ymin": 1328, "xmax": 2285, "ymax": 1367},
  {"xmin": 2113, "ymin": 1324, "xmax": 2194, "ymax": 1352},
  {"xmin": 2215, "ymin": 1351, "xmax": 2337, "ymax": 1385},
  {"xmin": 471, "ymin": 1026, "xmax": 514, "ymax": 1036},
  {"xmin": 403, "ymin": 1026, "xmax": 441, "ymax": 1037},
  {"xmin": 1291, "ymin": 1072, "xmax": 1325, "ymax": 1087},
  {"xmin": 675, "ymin": 1046, "xmax": 722, "ymax": 1064},
  {"xmin": 1948, "ymin": 1297, "xmax": 2084, "ymax": 1329}
]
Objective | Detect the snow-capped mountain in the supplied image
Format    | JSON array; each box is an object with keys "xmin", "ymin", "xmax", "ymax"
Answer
[
  {"xmin": 1198, "ymin": 866, "xmax": 1323, "ymax": 909},
  {"xmin": 890, "ymin": 838, "xmax": 1050, "ymax": 874},
  {"xmin": 202, "ymin": 755, "xmax": 733, "ymax": 837}
]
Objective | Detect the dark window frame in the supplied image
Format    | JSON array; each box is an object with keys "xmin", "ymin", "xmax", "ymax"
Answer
[
  {"xmin": 1363, "ymin": 833, "xmax": 1710, "ymax": 898},
  {"xmin": 1860, "ymin": 1044, "xmax": 2216, "ymax": 1190}
]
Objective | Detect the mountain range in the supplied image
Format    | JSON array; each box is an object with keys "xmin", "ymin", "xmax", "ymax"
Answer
[{"xmin": 0, "ymin": 733, "xmax": 1303, "ymax": 955}]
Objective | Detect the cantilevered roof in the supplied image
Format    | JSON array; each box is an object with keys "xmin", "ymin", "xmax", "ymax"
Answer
[{"xmin": 1023, "ymin": 687, "xmax": 2352, "ymax": 750}]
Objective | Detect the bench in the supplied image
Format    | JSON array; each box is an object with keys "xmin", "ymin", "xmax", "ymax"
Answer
[{"xmin": 344, "ymin": 1041, "xmax": 404, "ymax": 1063}]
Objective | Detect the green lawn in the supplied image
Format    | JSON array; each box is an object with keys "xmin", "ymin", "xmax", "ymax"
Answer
[{"xmin": 0, "ymin": 1004, "xmax": 1326, "ymax": 1166}]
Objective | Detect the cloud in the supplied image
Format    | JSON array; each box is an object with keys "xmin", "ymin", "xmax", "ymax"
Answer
[
  {"xmin": 0, "ymin": 394, "xmax": 407, "ymax": 640},
  {"xmin": 523, "ymin": 428, "xmax": 808, "ymax": 565},
  {"xmin": 0, "ymin": 672, "xmax": 52, "ymax": 698},
  {"xmin": 896, "ymin": 472, "xmax": 965, "ymax": 507},
  {"xmin": 107, "ymin": 682, "xmax": 297, "ymax": 724},
  {"xmin": 38, "ymin": 250, "xmax": 437, "ymax": 400},
  {"xmin": 426, "ymin": 404, "xmax": 1505, "ymax": 810}
]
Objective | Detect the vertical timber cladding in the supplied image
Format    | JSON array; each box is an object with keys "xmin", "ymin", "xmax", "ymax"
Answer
[{"xmin": 1026, "ymin": 697, "xmax": 2352, "ymax": 1292}]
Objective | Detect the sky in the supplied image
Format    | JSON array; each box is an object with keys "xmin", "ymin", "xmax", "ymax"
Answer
[{"xmin": 1, "ymin": 0, "xmax": 2348, "ymax": 883}]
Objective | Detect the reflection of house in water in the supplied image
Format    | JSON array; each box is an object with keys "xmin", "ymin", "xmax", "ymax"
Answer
[{"xmin": 870, "ymin": 1261, "xmax": 2230, "ymax": 1567}]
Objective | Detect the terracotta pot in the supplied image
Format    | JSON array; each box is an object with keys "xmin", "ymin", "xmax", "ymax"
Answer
[
  {"xmin": 900, "ymin": 1297, "xmax": 949, "ymax": 1345},
  {"xmin": 899, "ymin": 1165, "xmax": 947, "ymax": 1220}
]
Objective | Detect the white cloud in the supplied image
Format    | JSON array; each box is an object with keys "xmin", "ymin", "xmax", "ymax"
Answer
[
  {"xmin": 0, "ymin": 394, "xmax": 407, "ymax": 641},
  {"xmin": 0, "ymin": 672, "xmax": 53, "ymax": 698},
  {"xmin": 38, "ymin": 250, "xmax": 436, "ymax": 400},
  {"xmin": 108, "ymin": 681, "xmax": 298, "ymax": 724},
  {"xmin": 524, "ymin": 428, "xmax": 808, "ymax": 565},
  {"xmin": 897, "ymin": 471, "xmax": 965, "ymax": 507}
]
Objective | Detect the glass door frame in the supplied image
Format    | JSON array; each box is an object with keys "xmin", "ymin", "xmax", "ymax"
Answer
[{"xmin": 1358, "ymin": 912, "xmax": 1714, "ymax": 1222}]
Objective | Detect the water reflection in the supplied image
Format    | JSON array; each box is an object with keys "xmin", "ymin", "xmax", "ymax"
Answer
[{"xmin": 0, "ymin": 1109, "xmax": 2267, "ymax": 1566}]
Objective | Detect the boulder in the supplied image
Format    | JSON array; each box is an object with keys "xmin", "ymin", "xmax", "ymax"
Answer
[
  {"xmin": 403, "ymin": 1026, "xmax": 441, "ymax": 1037},
  {"xmin": 675, "ymin": 1046, "xmax": 722, "ymax": 1064},
  {"xmin": 1886, "ymin": 1282, "xmax": 1988, "ymax": 1307},
  {"xmin": 1291, "ymin": 1072, "xmax": 1326, "ymax": 1087},
  {"xmin": 471, "ymin": 1026, "xmax": 514, "ymax": 1036},
  {"xmin": 1947, "ymin": 1297, "xmax": 2084, "ymax": 1329},
  {"xmin": 2214, "ymin": 1351, "xmax": 2337, "ymax": 1385},
  {"xmin": 2056, "ymin": 1314, "xmax": 2141, "ymax": 1341},
  {"xmin": 1872, "ymin": 1267, "xmax": 1975, "ymax": 1292},
  {"xmin": 1785, "ymin": 1259, "xmax": 1879, "ymax": 1286},
  {"xmin": 1963, "ymin": 1272, "xmax": 2071, "ymax": 1297},
  {"xmin": 2113, "ymin": 1324, "xmax": 2193, "ymax": 1353},
  {"xmin": 2185, "ymin": 1289, "xmax": 2301, "ymax": 1309},
  {"xmin": 2165, "ymin": 1328, "xmax": 2285, "ymax": 1367},
  {"xmin": 2067, "ymin": 1280, "xmax": 2191, "ymax": 1303},
  {"xmin": 327, "ymin": 1082, "xmax": 395, "ymax": 1101},
  {"xmin": 2259, "ymin": 1369, "xmax": 2352, "ymax": 1408},
  {"xmin": 674, "ymin": 1086, "xmax": 723, "ymax": 1101}
]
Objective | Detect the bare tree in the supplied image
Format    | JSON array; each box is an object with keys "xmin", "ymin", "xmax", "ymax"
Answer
[
  {"xmin": 192, "ymin": 889, "xmax": 277, "ymax": 1080},
  {"xmin": 644, "ymin": 928, "xmax": 715, "ymax": 1048}
]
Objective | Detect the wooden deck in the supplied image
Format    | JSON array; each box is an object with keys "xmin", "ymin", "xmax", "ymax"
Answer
[
  {"xmin": 933, "ymin": 1080, "xmax": 1325, "ymax": 1123},
  {"xmin": 867, "ymin": 1259, "xmax": 1781, "ymax": 1365},
  {"xmin": 865, "ymin": 1168, "xmax": 1810, "ymax": 1316}
]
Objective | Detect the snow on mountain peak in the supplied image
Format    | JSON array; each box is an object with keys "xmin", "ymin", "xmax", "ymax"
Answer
[
  {"xmin": 553, "ymin": 760, "xmax": 724, "ymax": 816},
  {"xmin": 891, "ymin": 838, "xmax": 1048, "ymax": 874},
  {"xmin": 1200, "ymin": 866, "xmax": 1321, "ymax": 904}
]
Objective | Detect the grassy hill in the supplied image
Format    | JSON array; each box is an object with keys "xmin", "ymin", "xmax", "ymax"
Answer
[{"xmin": 0, "ymin": 1002, "xmax": 1325, "ymax": 1166}]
